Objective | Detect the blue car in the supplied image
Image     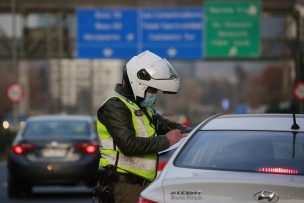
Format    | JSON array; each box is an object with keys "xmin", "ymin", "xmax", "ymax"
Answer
[{"xmin": 7, "ymin": 115, "xmax": 100, "ymax": 198}]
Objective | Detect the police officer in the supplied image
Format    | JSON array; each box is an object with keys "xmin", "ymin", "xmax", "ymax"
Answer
[{"xmin": 96, "ymin": 50, "xmax": 192, "ymax": 203}]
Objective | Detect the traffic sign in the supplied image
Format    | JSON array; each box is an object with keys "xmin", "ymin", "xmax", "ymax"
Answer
[
  {"xmin": 141, "ymin": 8, "xmax": 203, "ymax": 59},
  {"xmin": 76, "ymin": 8, "xmax": 204, "ymax": 59},
  {"xmin": 292, "ymin": 82, "xmax": 304, "ymax": 101},
  {"xmin": 6, "ymin": 83, "xmax": 24, "ymax": 102},
  {"xmin": 76, "ymin": 8, "xmax": 138, "ymax": 59},
  {"xmin": 205, "ymin": 0, "xmax": 261, "ymax": 58}
]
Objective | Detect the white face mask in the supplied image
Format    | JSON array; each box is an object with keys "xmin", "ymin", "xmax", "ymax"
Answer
[{"xmin": 140, "ymin": 93, "xmax": 157, "ymax": 107}]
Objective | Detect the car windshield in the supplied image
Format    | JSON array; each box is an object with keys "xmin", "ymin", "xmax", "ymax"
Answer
[
  {"xmin": 174, "ymin": 131, "xmax": 304, "ymax": 175},
  {"xmin": 23, "ymin": 120, "xmax": 91, "ymax": 137}
]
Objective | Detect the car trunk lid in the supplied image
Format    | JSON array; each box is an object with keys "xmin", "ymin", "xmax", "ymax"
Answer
[
  {"xmin": 163, "ymin": 169, "xmax": 304, "ymax": 203},
  {"xmin": 17, "ymin": 138, "xmax": 97, "ymax": 162}
]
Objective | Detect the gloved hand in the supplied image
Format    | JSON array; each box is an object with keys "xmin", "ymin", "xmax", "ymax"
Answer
[{"xmin": 165, "ymin": 129, "xmax": 188, "ymax": 145}]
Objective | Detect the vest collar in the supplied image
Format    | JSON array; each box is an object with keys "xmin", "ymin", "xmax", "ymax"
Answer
[{"xmin": 115, "ymin": 84, "xmax": 142, "ymax": 106}]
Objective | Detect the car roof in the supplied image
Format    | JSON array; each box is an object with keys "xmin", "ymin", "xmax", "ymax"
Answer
[
  {"xmin": 26, "ymin": 115, "xmax": 93, "ymax": 122},
  {"xmin": 201, "ymin": 114, "xmax": 304, "ymax": 132}
]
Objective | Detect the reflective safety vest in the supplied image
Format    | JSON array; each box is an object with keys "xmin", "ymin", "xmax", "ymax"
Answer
[{"xmin": 96, "ymin": 94, "xmax": 158, "ymax": 181}]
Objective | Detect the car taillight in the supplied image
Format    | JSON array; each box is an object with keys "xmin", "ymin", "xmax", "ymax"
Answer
[
  {"xmin": 12, "ymin": 143, "xmax": 35, "ymax": 155},
  {"xmin": 138, "ymin": 197, "xmax": 158, "ymax": 203},
  {"xmin": 257, "ymin": 167, "xmax": 300, "ymax": 175},
  {"xmin": 84, "ymin": 144, "xmax": 98, "ymax": 154},
  {"xmin": 157, "ymin": 160, "xmax": 168, "ymax": 174},
  {"xmin": 75, "ymin": 143, "xmax": 98, "ymax": 154},
  {"xmin": 12, "ymin": 145, "xmax": 24, "ymax": 155}
]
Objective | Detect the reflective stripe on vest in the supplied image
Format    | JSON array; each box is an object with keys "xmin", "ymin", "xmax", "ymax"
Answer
[{"xmin": 96, "ymin": 94, "xmax": 157, "ymax": 181}]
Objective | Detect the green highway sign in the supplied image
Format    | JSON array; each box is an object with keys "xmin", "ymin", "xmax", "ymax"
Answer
[{"xmin": 205, "ymin": 0, "xmax": 261, "ymax": 58}]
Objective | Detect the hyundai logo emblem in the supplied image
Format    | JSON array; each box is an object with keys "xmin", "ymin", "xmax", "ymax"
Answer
[{"xmin": 254, "ymin": 191, "xmax": 279, "ymax": 203}]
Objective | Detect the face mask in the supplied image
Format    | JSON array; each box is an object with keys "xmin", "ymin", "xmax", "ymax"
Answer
[{"xmin": 141, "ymin": 93, "xmax": 157, "ymax": 107}]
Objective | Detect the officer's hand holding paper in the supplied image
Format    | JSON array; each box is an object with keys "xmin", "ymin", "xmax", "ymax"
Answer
[{"xmin": 160, "ymin": 130, "xmax": 188, "ymax": 154}]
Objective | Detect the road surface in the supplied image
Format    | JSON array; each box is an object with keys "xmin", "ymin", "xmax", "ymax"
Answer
[{"xmin": 0, "ymin": 161, "xmax": 94, "ymax": 203}]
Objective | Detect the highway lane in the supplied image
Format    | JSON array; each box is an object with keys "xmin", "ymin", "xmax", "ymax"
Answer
[{"xmin": 0, "ymin": 161, "xmax": 94, "ymax": 203}]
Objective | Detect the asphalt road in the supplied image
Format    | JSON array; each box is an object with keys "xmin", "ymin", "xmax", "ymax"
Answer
[{"xmin": 0, "ymin": 161, "xmax": 94, "ymax": 203}]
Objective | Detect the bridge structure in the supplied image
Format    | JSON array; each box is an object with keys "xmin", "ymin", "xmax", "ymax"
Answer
[
  {"xmin": 0, "ymin": 0, "xmax": 300, "ymax": 59},
  {"xmin": 0, "ymin": 0, "xmax": 303, "ymax": 126}
]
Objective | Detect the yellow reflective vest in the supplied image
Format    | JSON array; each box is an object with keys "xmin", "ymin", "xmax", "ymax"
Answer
[{"xmin": 96, "ymin": 95, "xmax": 158, "ymax": 181}]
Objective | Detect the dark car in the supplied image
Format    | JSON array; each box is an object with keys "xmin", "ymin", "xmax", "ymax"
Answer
[{"xmin": 7, "ymin": 115, "xmax": 100, "ymax": 198}]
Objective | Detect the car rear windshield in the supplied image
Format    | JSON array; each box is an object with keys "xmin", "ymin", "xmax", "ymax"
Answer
[
  {"xmin": 174, "ymin": 131, "xmax": 304, "ymax": 175},
  {"xmin": 23, "ymin": 120, "xmax": 91, "ymax": 137}
]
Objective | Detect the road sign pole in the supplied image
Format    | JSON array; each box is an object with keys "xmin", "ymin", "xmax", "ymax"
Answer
[
  {"xmin": 6, "ymin": 83, "xmax": 24, "ymax": 131},
  {"xmin": 12, "ymin": 102, "xmax": 18, "ymax": 131},
  {"xmin": 11, "ymin": 0, "xmax": 20, "ymax": 132},
  {"xmin": 294, "ymin": 8, "xmax": 304, "ymax": 113}
]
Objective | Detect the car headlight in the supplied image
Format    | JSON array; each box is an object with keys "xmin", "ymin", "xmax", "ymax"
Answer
[{"xmin": 2, "ymin": 121, "xmax": 9, "ymax": 129}]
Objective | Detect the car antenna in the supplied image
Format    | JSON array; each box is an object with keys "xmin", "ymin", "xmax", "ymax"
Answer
[{"xmin": 291, "ymin": 105, "xmax": 300, "ymax": 130}]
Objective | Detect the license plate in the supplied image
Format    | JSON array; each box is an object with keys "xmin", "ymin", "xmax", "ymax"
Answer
[{"xmin": 41, "ymin": 148, "xmax": 66, "ymax": 157}]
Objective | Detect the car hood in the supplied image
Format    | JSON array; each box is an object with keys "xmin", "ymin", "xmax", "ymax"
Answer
[{"xmin": 142, "ymin": 167, "xmax": 304, "ymax": 203}]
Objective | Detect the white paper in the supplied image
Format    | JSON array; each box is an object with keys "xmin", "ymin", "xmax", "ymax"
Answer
[{"xmin": 159, "ymin": 137, "xmax": 185, "ymax": 154}]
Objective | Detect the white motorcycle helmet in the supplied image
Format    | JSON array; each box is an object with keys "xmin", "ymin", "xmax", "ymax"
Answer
[{"xmin": 126, "ymin": 50, "xmax": 181, "ymax": 100}]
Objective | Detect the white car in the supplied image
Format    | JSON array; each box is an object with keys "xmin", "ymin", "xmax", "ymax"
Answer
[{"xmin": 139, "ymin": 114, "xmax": 304, "ymax": 203}]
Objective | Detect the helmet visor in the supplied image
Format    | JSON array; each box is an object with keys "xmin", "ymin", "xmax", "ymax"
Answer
[{"xmin": 145, "ymin": 59, "xmax": 178, "ymax": 80}]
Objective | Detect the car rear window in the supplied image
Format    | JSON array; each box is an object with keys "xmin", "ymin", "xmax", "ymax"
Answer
[
  {"xmin": 23, "ymin": 120, "xmax": 91, "ymax": 137},
  {"xmin": 174, "ymin": 131, "xmax": 304, "ymax": 175}
]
